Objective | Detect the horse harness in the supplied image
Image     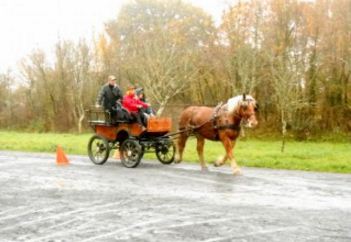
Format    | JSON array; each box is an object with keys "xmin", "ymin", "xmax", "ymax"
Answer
[
  {"xmin": 211, "ymin": 103, "xmax": 241, "ymax": 140},
  {"xmin": 178, "ymin": 102, "xmax": 241, "ymax": 140}
]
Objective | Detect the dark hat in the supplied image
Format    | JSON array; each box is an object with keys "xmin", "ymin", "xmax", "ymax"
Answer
[{"xmin": 136, "ymin": 87, "xmax": 144, "ymax": 95}]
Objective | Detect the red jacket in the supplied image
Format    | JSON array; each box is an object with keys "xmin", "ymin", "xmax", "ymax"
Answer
[{"xmin": 122, "ymin": 94, "xmax": 149, "ymax": 113}]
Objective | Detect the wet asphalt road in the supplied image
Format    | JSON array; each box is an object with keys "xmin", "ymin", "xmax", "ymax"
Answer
[{"xmin": 0, "ymin": 151, "xmax": 350, "ymax": 242}]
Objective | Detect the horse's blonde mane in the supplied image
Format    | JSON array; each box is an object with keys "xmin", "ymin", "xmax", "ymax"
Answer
[{"xmin": 227, "ymin": 94, "xmax": 255, "ymax": 113}]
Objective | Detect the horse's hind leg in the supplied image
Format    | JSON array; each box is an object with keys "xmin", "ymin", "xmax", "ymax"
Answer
[
  {"xmin": 175, "ymin": 133, "xmax": 188, "ymax": 163},
  {"xmin": 196, "ymin": 136, "xmax": 207, "ymax": 171}
]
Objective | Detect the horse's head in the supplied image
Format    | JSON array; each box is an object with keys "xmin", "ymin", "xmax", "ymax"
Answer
[{"xmin": 227, "ymin": 94, "xmax": 258, "ymax": 128}]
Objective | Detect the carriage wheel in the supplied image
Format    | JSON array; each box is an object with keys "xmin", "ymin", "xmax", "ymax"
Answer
[
  {"xmin": 88, "ymin": 135, "xmax": 110, "ymax": 165},
  {"xmin": 155, "ymin": 139, "xmax": 175, "ymax": 165},
  {"xmin": 120, "ymin": 139, "xmax": 143, "ymax": 168}
]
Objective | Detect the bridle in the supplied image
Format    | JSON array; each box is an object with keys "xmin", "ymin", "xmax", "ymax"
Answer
[{"xmin": 232, "ymin": 100, "xmax": 258, "ymax": 127}]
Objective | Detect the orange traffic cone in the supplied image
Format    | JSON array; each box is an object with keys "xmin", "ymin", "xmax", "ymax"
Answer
[
  {"xmin": 56, "ymin": 145, "xmax": 69, "ymax": 165},
  {"xmin": 113, "ymin": 149, "xmax": 120, "ymax": 160}
]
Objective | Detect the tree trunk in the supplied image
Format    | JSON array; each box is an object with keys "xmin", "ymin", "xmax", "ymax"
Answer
[
  {"xmin": 78, "ymin": 113, "xmax": 85, "ymax": 134},
  {"xmin": 281, "ymin": 109, "xmax": 287, "ymax": 153},
  {"xmin": 156, "ymin": 97, "xmax": 170, "ymax": 117},
  {"xmin": 156, "ymin": 104, "xmax": 166, "ymax": 117},
  {"xmin": 77, "ymin": 103, "xmax": 85, "ymax": 133}
]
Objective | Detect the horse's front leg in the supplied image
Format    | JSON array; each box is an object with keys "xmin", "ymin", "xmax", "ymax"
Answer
[
  {"xmin": 213, "ymin": 138, "xmax": 233, "ymax": 167},
  {"xmin": 214, "ymin": 154, "xmax": 227, "ymax": 167},
  {"xmin": 229, "ymin": 141, "xmax": 242, "ymax": 175},
  {"xmin": 196, "ymin": 136, "xmax": 208, "ymax": 171},
  {"xmin": 221, "ymin": 138, "xmax": 242, "ymax": 175}
]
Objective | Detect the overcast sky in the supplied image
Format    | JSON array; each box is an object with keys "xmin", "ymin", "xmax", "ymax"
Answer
[{"xmin": 0, "ymin": 0, "xmax": 232, "ymax": 73}]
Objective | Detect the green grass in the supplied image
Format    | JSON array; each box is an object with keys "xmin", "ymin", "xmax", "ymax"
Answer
[
  {"xmin": 0, "ymin": 131, "xmax": 350, "ymax": 173},
  {"xmin": 0, "ymin": 131, "xmax": 90, "ymax": 155},
  {"xmin": 181, "ymin": 139, "xmax": 351, "ymax": 173}
]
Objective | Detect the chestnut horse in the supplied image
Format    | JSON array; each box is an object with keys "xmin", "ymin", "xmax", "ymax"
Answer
[{"xmin": 175, "ymin": 94, "xmax": 258, "ymax": 175}]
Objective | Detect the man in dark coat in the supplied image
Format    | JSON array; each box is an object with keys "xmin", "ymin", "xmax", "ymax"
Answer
[{"xmin": 96, "ymin": 75, "xmax": 123, "ymax": 121}]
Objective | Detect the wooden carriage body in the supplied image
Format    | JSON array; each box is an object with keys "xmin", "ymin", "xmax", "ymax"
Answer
[
  {"xmin": 86, "ymin": 108, "xmax": 175, "ymax": 167},
  {"xmin": 91, "ymin": 117, "xmax": 172, "ymax": 142},
  {"xmin": 87, "ymin": 108, "xmax": 172, "ymax": 141}
]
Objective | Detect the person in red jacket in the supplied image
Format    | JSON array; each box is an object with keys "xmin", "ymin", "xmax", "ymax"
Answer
[{"xmin": 122, "ymin": 86, "xmax": 150, "ymax": 126}]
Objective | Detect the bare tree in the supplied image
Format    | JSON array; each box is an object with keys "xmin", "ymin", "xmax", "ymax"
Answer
[
  {"xmin": 71, "ymin": 41, "xmax": 91, "ymax": 133},
  {"xmin": 123, "ymin": 37, "xmax": 198, "ymax": 116}
]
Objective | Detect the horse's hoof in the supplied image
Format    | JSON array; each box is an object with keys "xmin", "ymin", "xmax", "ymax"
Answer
[
  {"xmin": 201, "ymin": 166, "xmax": 209, "ymax": 172},
  {"xmin": 214, "ymin": 156, "xmax": 224, "ymax": 167},
  {"xmin": 213, "ymin": 162, "xmax": 222, "ymax": 167},
  {"xmin": 232, "ymin": 168, "xmax": 243, "ymax": 176}
]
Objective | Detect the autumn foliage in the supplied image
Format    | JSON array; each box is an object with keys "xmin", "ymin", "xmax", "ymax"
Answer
[{"xmin": 0, "ymin": 0, "xmax": 350, "ymax": 138}]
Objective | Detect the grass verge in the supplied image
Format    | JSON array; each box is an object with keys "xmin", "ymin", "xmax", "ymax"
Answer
[{"xmin": 0, "ymin": 131, "xmax": 350, "ymax": 173}]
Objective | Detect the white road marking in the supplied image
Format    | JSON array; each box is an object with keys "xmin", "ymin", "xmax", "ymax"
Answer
[
  {"xmin": 0, "ymin": 200, "xmax": 136, "ymax": 232},
  {"xmin": 204, "ymin": 226, "xmax": 300, "ymax": 242},
  {"xmin": 0, "ymin": 207, "xmax": 59, "ymax": 222},
  {"xmin": 121, "ymin": 216, "xmax": 261, "ymax": 240},
  {"xmin": 0, "ymin": 206, "xmax": 28, "ymax": 216},
  {"xmin": 25, "ymin": 203, "xmax": 177, "ymax": 242}
]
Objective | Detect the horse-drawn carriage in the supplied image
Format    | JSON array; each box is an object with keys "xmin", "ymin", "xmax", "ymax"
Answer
[
  {"xmin": 87, "ymin": 108, "xmax": 176, "ymax": 168},
  {"xmin": 86, "ymin": 94, "xmax": 258, "ymax": 175}
]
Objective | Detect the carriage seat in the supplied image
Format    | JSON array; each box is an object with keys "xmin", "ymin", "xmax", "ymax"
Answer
[{"xmin": 110, "ymin": 102, "xmax": 135, "ymax": 124}]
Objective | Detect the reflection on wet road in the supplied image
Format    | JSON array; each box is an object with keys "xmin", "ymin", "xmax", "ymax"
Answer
[{"xmin": 0, "ymin": 151, "xmax": 350, "ymax": 241}]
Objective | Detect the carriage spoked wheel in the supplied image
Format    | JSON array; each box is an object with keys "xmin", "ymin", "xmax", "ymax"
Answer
[
  {"xmin": 155, "ymin": 139, "xmax": 176, "ymax": 165},
  {"xmin": 120, "ymin": 139, "xmax": 143, "ymax": 168},
  {"xmin": 87, "ymin": 135, "xmax": 110, "ymax": 165}
]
